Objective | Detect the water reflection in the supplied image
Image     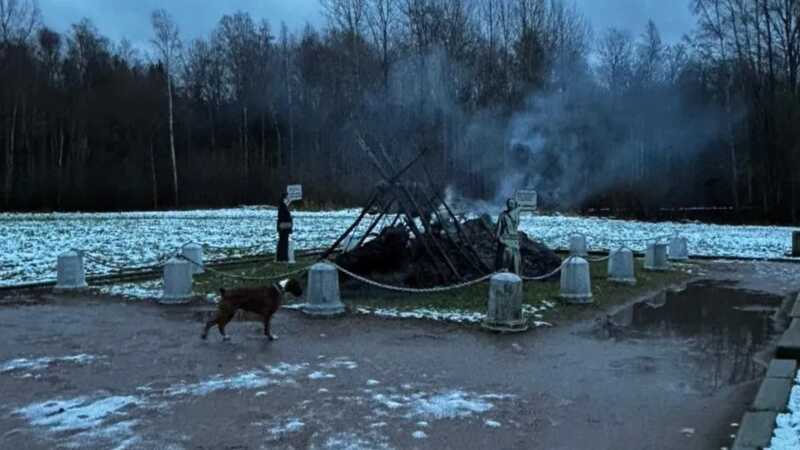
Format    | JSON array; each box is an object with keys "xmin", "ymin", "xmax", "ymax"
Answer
[{"xmin": 609, "ymin": 282, "xmax": 783, "ymax": 393}]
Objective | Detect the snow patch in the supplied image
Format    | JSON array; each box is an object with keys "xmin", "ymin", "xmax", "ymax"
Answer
[
  {"xmin": 313, "ymin": 432, "xmax": 394, "ymax": 450},
  {"xmin": 767, "ymin": 370, "xmax": 800, "ymax": 450},
  {"xmin": 267, "ymin": 362, "xmax": 309, "ymax": 376},
  {"xmin": 308, "ymin": 371, "xmax": 336, "ymax": 380},
  {"xmin": 412, "ymin": 430, "xmax": 427, "ymax": 439},
  {"xmin": 319, "ymin": 358, "xmax": 358, "ymax": 370},
  {"xmin": 0, "ymin": 354, "xmax": 98, "ymax": 373},
  {"xmin": 269, "ymin": 419, "xmax": 305, "ymax": 436},
  {"xmin": 370, "ymin": 389, "xmax": 510, "ymax": 421},
  {"xmin": 354, "ymin": 304, "xmax": 553, "ymax": 325},
  {"xmin": 164, "ymin": 371, "xmax": 283, "ymax": 397},
  {"xmin": 485, "ymin": 420, "xmax": 502, "ymax": 428},
  {"xmin": 14, "ymin": 394, "xmax": 142, "ymax": 448}
]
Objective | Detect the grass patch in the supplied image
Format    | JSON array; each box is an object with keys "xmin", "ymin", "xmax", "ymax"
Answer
[
  {"xmin": 192, "ymin": 256, "xmax": 318, "ymax": 295},
  {"xmin": 190, "ymin": 256, "xmax": 699, "ymax": 325}
]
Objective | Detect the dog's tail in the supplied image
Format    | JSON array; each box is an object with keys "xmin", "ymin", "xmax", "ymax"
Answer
[{"xmin": 219, "ymin": 288, "xmax": 226, "ymax": 296}]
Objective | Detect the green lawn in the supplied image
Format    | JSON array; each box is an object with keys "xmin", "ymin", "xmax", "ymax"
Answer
[{"xmin": 192, "ymin": 256, "xmax": 698, "ymax": 325}]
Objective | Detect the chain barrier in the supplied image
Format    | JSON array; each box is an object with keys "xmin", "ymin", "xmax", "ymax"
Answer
[
  {"xmin": 333, "ymin": 263, "xmax": 496, "ymax": 293},
  {"xmin": 178, "ymin": 254, "xmax": 313, "ymax": 282},
  {"xmin": 584, "ymin": 254, "xmax": 612, "ymax": 263},
  {"xmin": 519, "ymin": 257, "xmax": 573, "ymax": 281}
]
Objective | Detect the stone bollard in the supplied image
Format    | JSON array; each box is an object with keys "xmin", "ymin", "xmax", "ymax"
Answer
[
  {"xmin": 54, "ymin": 251, "xmax": 88, "ymax": 292},
  {"xmin": 560, "ymin": 257, "xmax": 593, "ymax": 304},
  {"xmin": 668, "ymin": 236, "xmax": 689, "ymax": 261},
  {"xmin": 181, "ymin": 244, "xmax": 204, "ymax": 274},
  {"xmin": 161, "ymin": 257, "xmax": 192, "ymax": 304},
  {"xmin": 793, "ymin": 231, "xmax": 800, "ymax": 257},
  {"xmin": 302, "ymin": 262, "xmax": 345, "ymax": 317},
  {"xmin": 569, "ymin": 234, "xmax": 588, "ymax": 257},
  {"xmin": 482, "ymin": 272, "xmax": 528, "ymax": 333},
  {"xmin": 644, "ymin": 243, "xmax": 670, "ymax": 271},
  {"xmin": 608, "ymin": 248, "xmax": 636, "ymax": 285},
  {"xmin": 288, "ymin": 238, "xmax": 296, "ymax": 264}
]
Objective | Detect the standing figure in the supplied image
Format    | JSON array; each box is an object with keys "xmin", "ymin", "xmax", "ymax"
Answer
[
  {"xmin": 495, "ymin": 198, "xmax": 522, "ymax": 274},
  {"xmin": 276, "ymin": 192, "xmax": 293, "ymax": 262}
]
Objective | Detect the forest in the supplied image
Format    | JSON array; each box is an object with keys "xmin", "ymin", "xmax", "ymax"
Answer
[{"xmin": 0, "ymin": 0, "xmax": 799, "ymax": 224}]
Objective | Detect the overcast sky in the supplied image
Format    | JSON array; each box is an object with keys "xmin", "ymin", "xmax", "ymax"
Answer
[{"xmin": 39, "ymin": 0, "xmax": 696, "ymax": 51}]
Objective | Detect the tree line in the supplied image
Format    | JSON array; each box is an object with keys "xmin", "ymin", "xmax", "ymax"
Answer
[{"xmin": 0, "ymin": 0, "xmax": 798, "ymax": 223}]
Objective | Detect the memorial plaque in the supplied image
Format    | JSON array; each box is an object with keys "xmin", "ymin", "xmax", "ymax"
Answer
[
  {"xmin": 515, "ymin": 189, "xmax": 537, "ymax": 210},
  {"xmin": 287, "ymin": 184, "xmax": 303, "ymax": 202}
]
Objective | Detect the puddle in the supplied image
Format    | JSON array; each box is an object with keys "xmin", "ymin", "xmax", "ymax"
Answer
[{"xmin": 604, "ymin": 281, "xmax": 785, "ymax": 393}]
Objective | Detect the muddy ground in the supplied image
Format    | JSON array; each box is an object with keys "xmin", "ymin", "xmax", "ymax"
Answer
[{"xmin": 0, "ymin": 260, "xmax": 797, "ymax": 450}]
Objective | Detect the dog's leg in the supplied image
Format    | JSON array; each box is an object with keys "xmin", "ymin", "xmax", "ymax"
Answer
[
  {"xmin": 218, "ymin": 312, "xmax": 234, "ymax": 341},
  {"xmin": 263, "ymin": 311, "xmax": 278, "ymax": 341},
  {"xmin": 201, "ymin": 313, "xmax": 219, "ymax": 340}
]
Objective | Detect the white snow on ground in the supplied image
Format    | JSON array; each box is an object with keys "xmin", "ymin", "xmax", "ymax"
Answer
[
  {"xmin": 518, "ymin": 214, "xmax": 795, "ymax": 258},
  {"xmin": 312, "ymin": 432, "xmax": 395, "ymax": 450},
  {"xmin": 308, "ymin": 371, "xmax": 336, "ymax": 380},
  {"xmin": 3, "ymin": 207, "xmax": 797, "ymax": 287},
  {"xmin": 97, "ymin": 280, "xmax": 163, "ymax": 300},
  {"xmin": 353, "ymin": 304, "xmax": 553, "ymax": 326},
  {"xmin": 412, "ymin": 430, "xmax": 428, "ymax": 439},
  {"xmin": 163, "ymin": 371, "xmax": 285, "ymax": 397},
  {"xmin": 484, "ymin": 420, "xmax": 502, "ymax": 428},
  {"xmin": 0, "ymin": 207, "xmax": 366, "ymax": 287},
  {"xmin": 371, "ymin": 389, "xmax": 506, "ymax": 420},
  {"xmin": 267, "ymin": 362, "xmax": 309, "ymax": 376},
  {"xmin": 268, "ymin": 418, "xmax": 305, "ymax": 436},
  {"xmin": 318, "ymin": 357, "xmax": 359, "ymax": 370},
  {"xmin": 767, "ymin": 370, "xmax": 800, "ymax": 450},
  {"xmin": 14, "ymin": 395, "xmax": 142, "ymax": 449},
  {"xmin": 0, "ymin": 354, "xmax": 97, "ymax": 373}
]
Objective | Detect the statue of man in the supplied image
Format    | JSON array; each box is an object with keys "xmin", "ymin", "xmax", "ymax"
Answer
[
  {"xmin": 276, "ymin": 192, "xmax": 293, "ymax": 262},
  {"xmin": 495, "ymin": 198, "xmax": 521, "ymax": 274}
]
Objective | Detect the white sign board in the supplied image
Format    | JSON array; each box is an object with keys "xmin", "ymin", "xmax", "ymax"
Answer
[
  {"xmin": 286, "ymin": 184, "xmax": 303, "ymax": 202},
  {"xmin": 515, "ymin": 189, "xmax": 537, "ymax": 210}
]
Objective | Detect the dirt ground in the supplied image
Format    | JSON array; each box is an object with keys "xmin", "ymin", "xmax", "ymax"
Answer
[{"xmin": 0, "ymin": 260, "xmax": 797, "ymax": 450}]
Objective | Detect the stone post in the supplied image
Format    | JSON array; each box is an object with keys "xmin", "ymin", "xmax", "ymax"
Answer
[
  {"xmin": 288, "ymin": 238, "xmax": 296, "ymax": 264},
  {"xmin": 54, "ymin": 251, "xmax": 88, "ymax": 292},
  {"xmin": 482, "ymin": 272, "xmax": 528, "ymax": 333},
  {"xmin": 181, "ymin": 243, "xmax": 204, "ymax": 274},
  {"xmin": 644, "ymin": 243, "xmax": 669, "ymax": 271},
  {"xmin": 793, "ymin": 231, "xmax": 800, "ymax": 257},
  {"xmin": 560, "ymin": 257, "xmax": 593, "ymax": 304},
  {"xmin": 608, "ymin": 248, "xmax": 636, "ymax": 285},
  {"xmin": 668, "ymin": 236, "xmax": 689, "ymax": 261},
  {"xmin": 302, "ymin": 262, "xmax": 345, "ymax": 317},
  {"xmin": 161, "ymin": 257, "xmax": 192, "ymax": 304},
  {"xmin": 569, "ymin": 234, "xmax": 588, "ymax": 257}
]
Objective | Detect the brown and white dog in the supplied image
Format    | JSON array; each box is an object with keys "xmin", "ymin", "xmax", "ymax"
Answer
[{"xmin": 201, "ymin": 278, "xmax": 303, "ymax": 341}]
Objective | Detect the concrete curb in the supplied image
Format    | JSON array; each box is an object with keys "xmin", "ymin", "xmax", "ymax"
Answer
[
  {"xmin": 732, "ymin": 293, "xmax": 800, "ymax": 449},
  {"xmin": 777, "ymin": 318, "xmax": 800, "ymax": 359}
]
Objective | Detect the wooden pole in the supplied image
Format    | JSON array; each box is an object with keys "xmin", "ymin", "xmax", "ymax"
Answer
[{"xmin": 318, "ymin": 192, "xmax": 379, "ymax": 260}]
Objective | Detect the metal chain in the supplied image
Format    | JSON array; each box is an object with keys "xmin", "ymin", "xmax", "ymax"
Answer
[
  {"xmin": 585, "ymin": 255, "xmax": 612, "ymax": 263},
  {"xmin": 332, "ymin": 263, "xmax": 496, "ymax": 293},
  {"xmin": 519, "ymin": 257, "xmax": 573, "ymax": 281},
  {"xmin": 178, "ymin": 254, "xmax": 312, "ymax": 282}
]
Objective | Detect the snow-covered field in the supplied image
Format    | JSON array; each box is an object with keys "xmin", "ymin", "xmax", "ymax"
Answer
[{"xmin": 1, "ymin": 207, "xmax": 797, "ymax": 286}]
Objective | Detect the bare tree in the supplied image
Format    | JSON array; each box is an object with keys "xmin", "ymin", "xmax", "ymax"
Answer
[
  {"xmin": 151, "ymin": 9, "xmax": 181, "ymax": 206},
  {"xmin": 0, "ymin": 0, "xmax": 40, "ymax": 43},
  {"xmin": 597, "ymin": 28, "xmax": 633, "ymax": 94}
]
